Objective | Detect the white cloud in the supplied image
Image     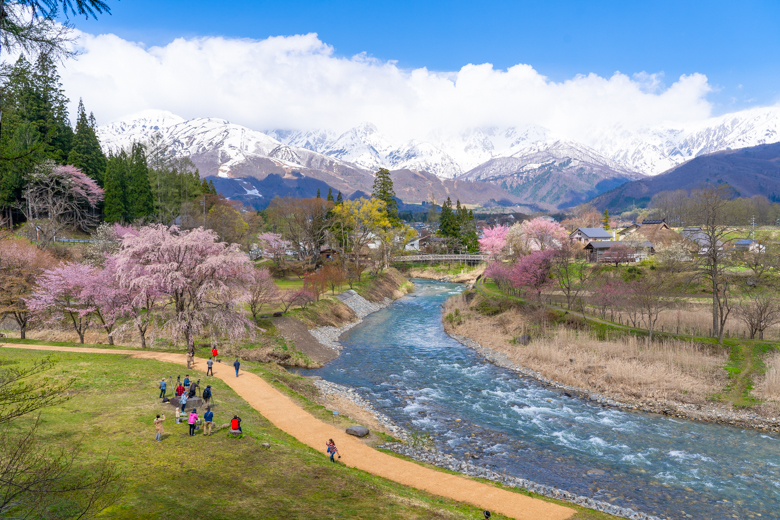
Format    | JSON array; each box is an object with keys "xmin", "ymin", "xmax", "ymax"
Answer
[{"xmin": 61, "ymin": 31, "xmax": 714, "ymax": 142}]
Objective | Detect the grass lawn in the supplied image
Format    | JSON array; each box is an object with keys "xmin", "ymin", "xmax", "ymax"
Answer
[{"xmin": 1, "ymin": 347, "xmax": 616, "ymax": 519}]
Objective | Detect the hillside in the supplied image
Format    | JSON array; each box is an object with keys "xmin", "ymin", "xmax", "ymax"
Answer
[
  {"xmin": 458, "ymin": 140, "xmax": 644, "ymax": 210},
  {"xmin": 590, "ymin": 142, "xmax": 780, "ymax": 212}
]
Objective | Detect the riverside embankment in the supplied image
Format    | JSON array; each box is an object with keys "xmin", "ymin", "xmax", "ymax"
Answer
[{"xmin": 299, "ymin": 279, "xmax": 780, "ymax": 520}]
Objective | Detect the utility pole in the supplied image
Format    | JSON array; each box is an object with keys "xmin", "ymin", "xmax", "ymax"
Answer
[{"xmin": 751, "ymin": 215, "xmax": 756, "ymax": 240}]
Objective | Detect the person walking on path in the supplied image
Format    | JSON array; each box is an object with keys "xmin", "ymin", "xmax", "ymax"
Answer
[
  {"xmin": 180, "ymin": 391, "xmax": 188, "ymax": 412},
  {"xmin": 206, "ymin": 358, "xmax": 213, "ymax": 376},
  {"xmin": 188, "ymin": 409, "xmax": 199, "ymax": 436},
  {"xmin": 203, "ymin": 407, "xmax": 214, "ymax": 435},
  {"xmin": 202, "ymin": 385, "xmax": 212, "ymax": 406},
  {"xmin": 159, "ymin": 378, "xmax": 167, "ymax": 399},
  {"xmin": 233, "ymin": 358, "xmax": 240, "ymax": 378},
  {"xmin": 211, "ymin": 347, "xmax": 218, "ymax": 361},
  {"xmin": 154, "ymin": 413, "xmax": 165, "ymax": 442},
  {"xmin": 326, "ymin": 439, "xmax": 340, "ymax": 462},
  {"xmin": 187, "ymin": 348, "xmax": 195, "ymax": 369}
]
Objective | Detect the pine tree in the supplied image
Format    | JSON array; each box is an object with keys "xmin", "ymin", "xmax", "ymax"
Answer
[
  {"xmin": 602, "ymin": 209, "xmax": 610, "ymax": 230},
  {"xmin": 67, "ymin": 99, "xmax": 106, "ymax": 185},
  {"xmin": 208, "ymin": 179, "xmax": 217, "ymax": 195},
  {"xmin": 326, "ymin": 187, "xmax": 334, "ymax": 203},
  {"xmin": 336, "ymin": 191, "xmax": 343, "ymax": 205},
  {"xmin": 316, "ymin": 188, "xmax": 321, "ymax": 199},
  {"xmin": 371, "ymin": 167, "xmax": 400, "ymax": 226},
  {"xmin": 103, "ymin": 151, "xmax": 129, "ymax": 222},
  {"xmin": 127, "ymin": 143, "xmax": 154, "ymax": 220},
  {"xmin": 200, "ymin": 178, "xmax": 211, "ymax": 195}
]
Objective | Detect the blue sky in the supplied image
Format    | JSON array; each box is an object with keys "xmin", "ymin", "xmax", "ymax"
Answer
[{"xmin": 68, "ymin": 0, "xmax": 780, "ymax": 114}]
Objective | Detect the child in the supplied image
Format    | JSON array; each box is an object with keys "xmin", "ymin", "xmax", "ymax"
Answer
[
  {"xmin": 154, "ymin": 413, "xmax": 165, "ymax": 442},
  {"xmin": 180, "ymin": 392, "xmax": 188, "ymax": 412},
  {"xmin": 326, "ymin": 439, "xmax": 341, "ymax": 462},
  {"xmin": 188, "ymin": 409, "xmax": 199, "ymax": 436}
]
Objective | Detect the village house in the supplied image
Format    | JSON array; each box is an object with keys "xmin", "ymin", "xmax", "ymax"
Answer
[
  {"xmin": 618, "ymin": 219, "xmax": 687, "ymax": 250},
  {"xmin": 585, "ymin": 240, "xmax": 655, "ymax": 263},
  {"xmin": 569, "ymin": 227, "xmax": 613, "ymax": 244}
]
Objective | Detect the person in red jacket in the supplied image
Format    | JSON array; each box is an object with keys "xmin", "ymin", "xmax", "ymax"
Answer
[
  {"xmin": 211, "ymin": 347, "xmax": 218, "ymax": 360},
  {"xmin": 175, "ymin": 383, "xmax": 185, "ymax": 397},
  {"xmin": 231, "ymin": 415, "xmax": 242, "ymax": 433}
]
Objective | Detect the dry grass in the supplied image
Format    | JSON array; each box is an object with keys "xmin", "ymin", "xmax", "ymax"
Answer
[
  {"xmin": 446, "ymin": 295, "xmax": 727, "ymax": 403},
  {"xmin": 757, "ymin": 352, "xmax": 780, "ymax": 400}
]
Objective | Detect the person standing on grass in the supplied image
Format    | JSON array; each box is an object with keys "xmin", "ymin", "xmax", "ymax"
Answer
[
  {"xmin": 159, "ymin": 378, "xmax": 167, "ymax": 399},
  {"xmin": 188, "ymin": 409, "xmax": 198, "ymax": 436},
  {"xmin": 180, "ymin": 391, "xmax": 188, "ymax": 412},
  {"xmin": 212, "ymin": 347, "xmax": 218, "ymax": 361},
  {"xmin": 326, "ymin": 439, "xmax": 340, "ymax": 462},
  {"xmin": 202, "ymin": 385, "xmax": 212, "ymax": 406},
  {"xmin": 154, "ymin": 413, "xmax": 165, "ymax": 442},
  {"xmin": 184, "ymin": 375, "xmax": 190, "ymax": 387},
  {"xmin": 233, "ymin": 358, "xmax": 240, "ymax": 378},
  {"xmin": 206, "ymin": 358, "xmax": 214, "ymax": 376},
  {"xmin": 203, "ymin": 407, "xmax": 214, "ymax": 436}
]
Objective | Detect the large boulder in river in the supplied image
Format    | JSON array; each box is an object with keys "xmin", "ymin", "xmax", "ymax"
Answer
[{"xmin": 346, "ymin": 425, "xmax": 370, "ymax": 438}]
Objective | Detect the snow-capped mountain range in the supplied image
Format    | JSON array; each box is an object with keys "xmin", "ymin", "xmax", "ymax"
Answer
[{"xmin": 97, "ymin": 104, "xmax": 780, "ymax": 209}]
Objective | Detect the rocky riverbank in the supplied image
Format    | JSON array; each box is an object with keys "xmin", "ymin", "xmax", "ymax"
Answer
[
  {"xmin": 379, "ymin": 443, "xmax": 662, "ymax": 520},
  {"xmin": 309, "ymin": 292, "xmax": 393, "ymax": 353},
  {"xmin": 447, "ymin": 331, "xmax": 780, "ymax": 433}
]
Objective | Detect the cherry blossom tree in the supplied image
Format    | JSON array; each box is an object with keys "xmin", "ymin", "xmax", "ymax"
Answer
[
  {"xmin": 509, "ymin": 250, "xmax": 555, "ymax": 301},
  {"xmin": 113, "ymin": 225, "xmax": 255, "ymax": 350},
  {"xmin": 257, "ymin": 232, "xmax": 291, "ymax": 267},
  {"xmin": 484, "ymin": 261, "xmax": 511, "ymax": 290},
  {"xmin": 0, "ymin": 239, "xmax": 58, "ymax": 339},
  {"xmin": 19, "ymin": 161, "xmax": 104, "ymax": 249},
  {"xmin": 518, "ymin": 218, "xmax": 568, "ymax": 252},
  {"xmin": 27, "ymin": 263, "xmax": 99, "ymax": 344},
  {"xmin": 601, "ymin": 243, "xmax": 635, "ymax": 267},
  {"xmin": 247, "ymin": 267, "xmax": 280, "ymax": 322},
  {"xmin": 479, "ymin": 224, "xmax": 509, "ymax": 257}
]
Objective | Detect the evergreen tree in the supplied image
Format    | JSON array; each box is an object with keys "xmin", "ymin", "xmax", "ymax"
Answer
[
  {"xmin": 67, "ymin": 99, "xmax": 106, "ymax": 186},
  {"xmin": 126, "ymin": 143, "xmax": 154, "ymax": 220},
  {"xmin": 438, "ymin": 197, "xmax": 457, "ymax": 237},
  {"xmin": 200, "ymin": 178, "xmax": 211, "ymax": 194},
  {"xmin": 208, "ymin": 179, "xmax": 217, "ymax": 195},
  {"xmin": 336, "ymin": 191, "xmax": 343, "ymax": 205},
  {"xmin": 602, "ymin": 208, "xmax": 610, "ymax": 230},
  {"xmin": 103, "ymin": 151, "xmax": 129, "ymax": 222},
  {"xmin": 326, "ymin": 187, "xmax": 334, "ymax": 203},
  {"xmin": 316, "ymin": 188, "xmax": 321, "ymax": 199},
  {"xmin": 371, "ymin": 167, "xmax": 399, "ymax": 226}
]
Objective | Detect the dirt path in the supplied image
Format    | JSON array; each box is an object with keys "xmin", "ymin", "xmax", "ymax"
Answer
[{"xmin": 1, "ymin": 343, "xmax": 574, "ymax": 520}]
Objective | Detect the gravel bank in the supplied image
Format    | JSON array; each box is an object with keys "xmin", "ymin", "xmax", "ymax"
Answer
[{"xmin": 309, "ymin": 291, "xmax": 392, "ymax": 353}]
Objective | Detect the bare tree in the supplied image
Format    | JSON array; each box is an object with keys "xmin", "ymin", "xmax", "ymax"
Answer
[
  {"xmin": 689, "ymin": 184, "xmax": 734, "ymax": 344},
  {"xmin": 734, "ymin": 290, "xmax": 780, "ymax": 340},
  {"xmin": 628, "ymin": 274, "xmax": 678, "ymax": 341},
  {"xmin": 550, "ymin": 245, "xmax": 594, "ymax": 312}
]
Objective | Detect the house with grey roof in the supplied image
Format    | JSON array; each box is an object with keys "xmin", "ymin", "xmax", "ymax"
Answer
[{"xmin": 569, "ymin": 227, "xmax": 613, "ymax": 244}]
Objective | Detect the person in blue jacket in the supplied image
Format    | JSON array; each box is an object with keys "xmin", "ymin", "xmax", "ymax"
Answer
[
  {"xmin": 233, "ymin": 358, "xmax": 240, "ymax": 377},
  {"xmin": 159, "ymin": 378, "xmax": 167, "ymax": 398},
  {"xmin": 203, "ymin": 407, "xmax": 214, "ymax": 436}
]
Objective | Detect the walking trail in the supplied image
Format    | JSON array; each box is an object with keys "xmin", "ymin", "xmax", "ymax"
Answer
[{"xmin": 1, "ymin": 343, "xmax": 574, "ymax": 520}]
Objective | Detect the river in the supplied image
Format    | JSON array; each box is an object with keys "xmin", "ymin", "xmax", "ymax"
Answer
[{"xmin": 299, "ymin": 280, "xmax": 780, "ymax": 519}]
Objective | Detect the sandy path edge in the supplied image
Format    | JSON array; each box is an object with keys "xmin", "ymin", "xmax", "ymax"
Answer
[{"xmin": 1, "ymin": 343, "xmax": 574, "ymax": 520}]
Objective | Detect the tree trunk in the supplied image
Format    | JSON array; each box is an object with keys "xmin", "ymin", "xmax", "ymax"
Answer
[
  {"xmin": 20, "ymin": 326, "xmax": 25, "ymax": 340},
  {"xmin": 711, "ymin": 262, "xmax": 719, "ymax": 338},
  {"xmin": 138, "ymin": 325, "xmax": 147, "ymax": 349}
]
